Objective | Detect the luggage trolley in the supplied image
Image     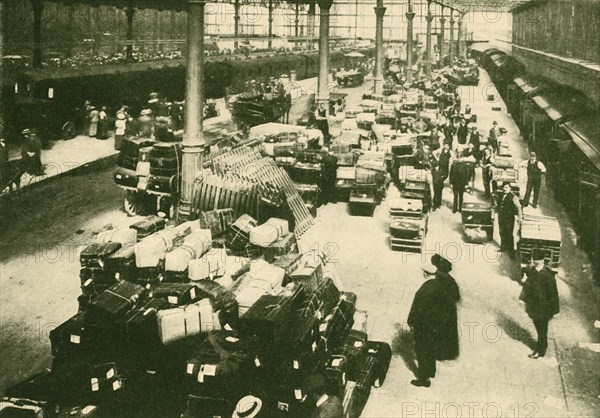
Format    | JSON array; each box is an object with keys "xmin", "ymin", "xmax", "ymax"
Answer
[
  {"xmin": 461, "ymin": 201, "xmax": 494, "ymax": 243},
  {"xmin": 401, "ymin": 169, "xmax": 432, "ymax": 213},
  {"xmin": 388, "ymin": 198, "xmax": 428, "ymax": 253}
]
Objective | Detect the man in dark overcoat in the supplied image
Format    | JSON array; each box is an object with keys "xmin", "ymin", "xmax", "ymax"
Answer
[
  {"xmin": 496, "ymin": 181, "xmax": 523, "ymax": 258},
  {"xmin": 449, "ymin": 158, "xmax": 471, "ymax": 213},
  {"xmin": 408, "ymin": 254, "xmax": 460, "ymax": 387},
  {"xmin": 519, "ymin": 249, "xmax": 560, "ymax": 358}
]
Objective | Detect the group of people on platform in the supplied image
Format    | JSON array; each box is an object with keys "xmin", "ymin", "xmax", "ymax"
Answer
[
  {"xmin": 408, "ymin": 248, "xmax": 559, "ymax": 389},
  {"xmin": 82, "ymin": 93, "xmax": 187, "ymax": 149}
]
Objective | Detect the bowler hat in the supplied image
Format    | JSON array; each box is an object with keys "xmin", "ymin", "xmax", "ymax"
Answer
[{"xmin": 432, "ymin": 254, "xmax": 452, "ymax": 273}]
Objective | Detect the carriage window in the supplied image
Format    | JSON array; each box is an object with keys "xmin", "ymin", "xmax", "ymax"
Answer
[{"xmin": 48, "ymin": 88, "xmax": 54, "ymax": 99}]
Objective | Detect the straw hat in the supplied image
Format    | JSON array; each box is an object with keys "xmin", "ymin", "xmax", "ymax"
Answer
[{"xmin": 232, "ymin": 395, "xmax": 263, "ymax": 418}]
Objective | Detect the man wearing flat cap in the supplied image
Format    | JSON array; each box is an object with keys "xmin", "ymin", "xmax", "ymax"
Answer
[
  {"xmin": 519, "ymin": 249, "xmax": 559, "ymax": 359},
  {"xmin": 408, "ymin": 254, "xmax": 460, "ymax": 387}
]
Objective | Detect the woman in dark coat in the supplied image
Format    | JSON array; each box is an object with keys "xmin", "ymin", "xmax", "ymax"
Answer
[
  {"xmin": 408, "ymin": 254, "xmax": 460, "ymax": 387},
  {"xmin": 519, "ymin": 249, "xmax": 560, "ymax": 358}
]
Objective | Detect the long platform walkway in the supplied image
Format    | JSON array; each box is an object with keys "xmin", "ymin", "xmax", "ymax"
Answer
[{"xmin": 300, "ymin": 68, "xmax": 599, "ymax": 417}]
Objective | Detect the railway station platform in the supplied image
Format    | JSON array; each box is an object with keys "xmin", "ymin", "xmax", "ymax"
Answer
[{"xmin": 0, "ymin": 68, "xmax": 598, "ymax": 417}]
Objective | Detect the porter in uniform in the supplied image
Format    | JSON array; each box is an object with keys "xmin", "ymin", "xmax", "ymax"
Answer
[
  {"xmin": 497, "ymin": 181, "xmax": 523, "ymax": 257},
  {"xmin": 520, "ymin": 152, "xmax": 546, "ymax": 209}
]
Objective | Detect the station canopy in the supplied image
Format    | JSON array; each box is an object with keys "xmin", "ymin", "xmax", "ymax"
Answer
[
  {"xmin": 434, "ymin": 0, "xmax": 540, "ymax": 12},
  {"xmin": 42, "ymin": 0, "xmax": 540, "ymax": 12},
  {"xmin": 42, "ymin": 0, "xmax": 314, "ymax": 11}
]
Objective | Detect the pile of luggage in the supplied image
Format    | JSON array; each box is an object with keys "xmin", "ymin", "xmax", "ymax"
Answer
[{"xmin": 9, "ymin": 213, "xmax": 390, "ymax": 418}]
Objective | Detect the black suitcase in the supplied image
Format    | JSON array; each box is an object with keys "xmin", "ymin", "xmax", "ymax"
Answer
[
  {"xmin": 288, "ymin": 163, "xmax": 321, "ymax": 185},
  {"xmin": 151, "ymin": 283, "xmax": 200, "ymax": 306},
  {"xmin": 365, "ymin": 340, "xmax": 392, "ymax": 387},
  {"xmin": 124, "ymin": 298, "xmax": 170, "ymax": 345},
  {"xmin": 148, "ymin": 174, "xmax": 175, "ymax": 194},
  {"xmin": 79, "ymin": 267, "xmax": 116, "ymax": 287},
  {"xmin": 461, "ymin": 202, "xmax": 493, "ymax": 226},
  {"xmin": 299, "ymin": 278, "xmax": 340, "ymax": 321},
  {"xmin": 88, "ymin": 281, "xmax": 145, "ymax": 322},
  {"xmin": 321, "ymin": 298, "xmax": 356, "ymax": 351},
  {"xmin": 194, "ymin": 280, "xmax": 237, "ymax": 313},
  {"xmin": 79, "ymin": 242, "xmax": 122, "ymax": 268},
  {"xmin": 390, "ymin": 218, "xmax": 423, "ymax": 239},
  {"xmin": 104, "ymin": 243, "xmax": 136, "ymax": 271},
  {"xmin": 239, "ymin": 287, "xmax": 305, "ymax": 346},
  {"xmin": 49, "ymin": 312, "xmax": 113, "ymax": 357},
  {"xmin": 130, "ymin": 216, "xmax": 166, "ymax": 240},
  {"xmin": 325, "ymin": 355, "xmax": 349, "ymax": 398},
  {"xmin": 181, "ymin": 395, "xmax": 234, "ymax": 418}
]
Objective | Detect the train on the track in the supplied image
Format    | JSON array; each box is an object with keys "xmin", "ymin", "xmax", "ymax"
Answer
[{"xmin": 2, "ymin": 48, "xmax": 375, "ymax": 142}]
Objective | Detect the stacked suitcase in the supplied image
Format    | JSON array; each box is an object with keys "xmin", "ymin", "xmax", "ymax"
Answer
[
  {"xmin": 518, "ymin": 214, "xmax": 561, "ymax": 272},
  {"xmin": 401, "ymin": 169, "xmax": 430, "ymax": 212},
  {"xmin": 388, "ymin": 198, "xmax": 428, "ymax": 253},
  {"xmin": 461, "ymin": 201, "xmax": 494, "ymax": 243},
  {"xmin": 17, "ymin": 210, "xmax": 391, "ymax": 418}
]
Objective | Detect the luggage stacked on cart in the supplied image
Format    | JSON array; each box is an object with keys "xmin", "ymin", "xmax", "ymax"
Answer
[
  {"xmin": 114, "ymin": 138, "xmax": 156, "ymax": 188},
  {"xmin": 401, "ymin": 169, "xmax": 431, "ymax": 212},
  {"xmin": 335, "ymin": 166, "xmax": 356, "ymax": 202},
  {"xmin": 491, "ymin": 158, "xmax": 520, "ymax": 200},
  {"xmin": 147, "ymin": 142, "xmax": 183, "ymax": 195},
  {"xmin": 461, "ymin": 201, "xmax": 494, "ymax": 243},
  {"xmin": 518, "ymin": 214, "xmax": 561, "ymax": 272},
  {"xmin": 388, "ymin": 198, "xmax": 428, "ymax": 253}
]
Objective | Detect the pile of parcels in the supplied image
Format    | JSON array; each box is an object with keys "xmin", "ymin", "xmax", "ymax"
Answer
[{"xmin": 7, "ymin": 212, "xmax": 391, "ymax": 417}]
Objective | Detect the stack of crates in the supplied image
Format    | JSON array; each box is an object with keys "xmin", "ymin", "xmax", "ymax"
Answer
[
  {"xmin": 388, "ymin": 198, "xmax": 428, "ymax": 253},
  {"xmin": 518, "ymin": 214, "xmax": 561, "ymax": 272}
]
